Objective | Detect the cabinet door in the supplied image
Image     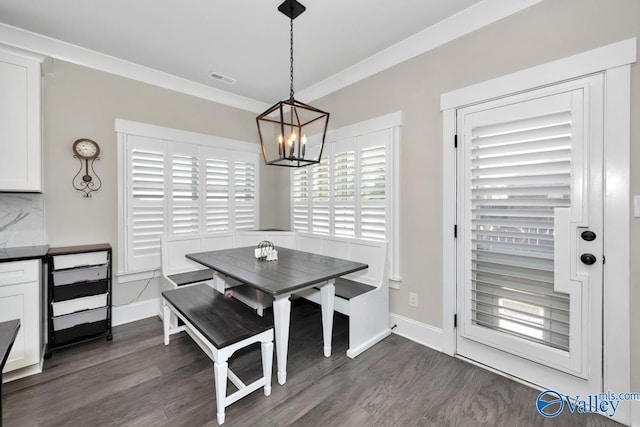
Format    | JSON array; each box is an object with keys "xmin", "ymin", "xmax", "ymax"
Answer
[
  {"xmin": 0, "ymin": 260, "xmax": 40, "ymax": 372},
  {"xmin": 0, "ymin": 49, "xmax": 42, "ymax": 192}
]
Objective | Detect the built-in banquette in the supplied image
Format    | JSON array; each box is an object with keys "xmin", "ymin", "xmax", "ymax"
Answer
[{"xmin": 161, "ymin": 231, "xmax": 390, "ymax": 358}]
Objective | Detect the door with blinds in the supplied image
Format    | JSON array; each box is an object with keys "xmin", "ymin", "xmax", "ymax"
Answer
[{"xmin": 456, "ymin": 75, "xmax": 604, "ymax": 396}]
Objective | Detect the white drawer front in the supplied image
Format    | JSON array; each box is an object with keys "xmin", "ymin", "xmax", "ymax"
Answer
[
  {"xmin": 0, "ymin": 259, "xmax": 39, "ymax": 286},
  {"xmin": 53, "ymin": 307, "xmax": 107, "ymax": 331},
  {"xmin": 52, "ymin": 293, "xmax": 108, "ymax": 316},
  {"xmin": 52, "ymin": 264, "xmax": 108, "ymax": 286},
  {"xmin": 53, "ymin": 251, "xmax": 108, "ymax": 270}
]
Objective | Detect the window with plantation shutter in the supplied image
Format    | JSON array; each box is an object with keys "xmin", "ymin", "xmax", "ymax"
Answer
[
  {"xmin": 290, "ymin": 113, "xmax": 400, "ymax": 280},
  {"xmin": 117, "ymin": 120, "xmax": 260, "ymax": 275}
]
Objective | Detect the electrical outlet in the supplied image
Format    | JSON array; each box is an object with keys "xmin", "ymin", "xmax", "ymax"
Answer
[{"xmin": 409, "ymin": 292, "xmax": 418, "ymax": 307}]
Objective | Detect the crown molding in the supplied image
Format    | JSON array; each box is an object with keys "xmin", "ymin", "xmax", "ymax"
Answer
[
  {"xmin": 0, "ymin": 0, "xmax": 542, "ymax": 111},
  {"xmin": 0, "ymin": 23, "xmax": 269, "ymax": 113},
  {"xmin": 296, "ymin": 0, "xmax": 544, "ymax": 102}
]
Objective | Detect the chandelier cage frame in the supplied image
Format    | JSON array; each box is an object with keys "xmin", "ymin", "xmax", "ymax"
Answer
[{"xmin": 256, "ymin": 0, "xmax": 330, "ymax": 168}]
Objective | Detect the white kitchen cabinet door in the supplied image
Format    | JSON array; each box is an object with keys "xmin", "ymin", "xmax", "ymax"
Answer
[
  {"xmin": 0, "ymin": 260, "xmax": 41, "ymax": 372},
  {"xmin": 0, "ymin": 47, "xmax": 42, "ymax": 192}
]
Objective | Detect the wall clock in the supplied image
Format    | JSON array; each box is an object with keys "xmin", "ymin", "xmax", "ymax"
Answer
[{"xmin": 72, "ymin": 138, "xmax": 102, "ymax": 197}]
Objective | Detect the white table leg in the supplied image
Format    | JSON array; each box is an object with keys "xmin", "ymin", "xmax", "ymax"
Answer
[
  {"xmin": 320, "ymin": 279, "xmax": 335, "ymax": 357},
  {"xmin": 212, "ymin": 271, "xmax": 226, "ymax": 294},
  {"xmin": 272, "ymin": 294, "xmax": 291, "ymax": 385}
]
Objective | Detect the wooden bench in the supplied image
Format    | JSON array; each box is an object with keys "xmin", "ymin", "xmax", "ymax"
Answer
[
  {"xmin": 162, "ymin": 284, "xmax": 274, "ymax": 425},
  {"xmin": 162, "ymin": 230, "xmax": 390, "ymax": 358},
  {"xmin": 293, "ymin": 233, "xmax": 390, "ymax": 358}
]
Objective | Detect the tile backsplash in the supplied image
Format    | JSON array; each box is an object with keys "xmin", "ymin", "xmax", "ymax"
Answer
[{"xmin": 0, "ymin": 194, "xmax": 45, "ymax": 248}]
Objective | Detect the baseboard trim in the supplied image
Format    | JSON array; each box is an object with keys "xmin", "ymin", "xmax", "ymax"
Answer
[
  {"xmin": 346, "ymin": 329, "xmax": 391, "ymax": 359},
  {"xmin": 389, "ymin": 312, "xmax": 444, "ymax": 352},
  {"xmin": 112, "ymin": 298, "xmax": 161, "ymax": 326}
]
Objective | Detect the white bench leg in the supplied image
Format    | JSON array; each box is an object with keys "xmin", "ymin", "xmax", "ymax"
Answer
[
  {"xmin": 261, "ymin": 341, "xmax": 273, "ymax": 396},
  {"xmin": 162, "ymin": 302, "xmax": 171, "ymax": 346},
  {"xmin": 320, "ymin": 279, "xmax": 335, "ymax": 357},
  {"xmin": 214, "ymin": 360, "xmax": 228, "ymax": 425}
]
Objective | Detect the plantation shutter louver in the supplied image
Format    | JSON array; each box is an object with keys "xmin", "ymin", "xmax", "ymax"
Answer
[
  {"xmin": 171, "ymin": 143, "xmax": 200, "ymax": 234},
  {"xmin": 292, "ymin": 167, "xmax": 310, "ymax": 232},
  {"xmin": 127, "ymin": 136, "xmax": 166, "ymax": 271},
  {"xmin": 333, "ymin": 140, "xmax": 356, "ymax": 237},
  {"xmin": 360, "ymin": 130, "xmax": 387, "ymax": 241},
  {"xmin": 204, "ymin": 149, "xmax": 230, "ymax": 231},
  {"xmin": 233, "ymin": 158, "xmax": 256, "ymax": 230},
  {"xmin": 468, "ymin": 108, "xmax": 574, "ymax": 351},
  {"xmin": 311, "ymin": 157, "xmax": 331, "ymax": 235}
]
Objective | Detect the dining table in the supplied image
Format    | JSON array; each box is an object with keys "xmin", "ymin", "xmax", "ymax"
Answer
[{"xmin": 186, "ymin": 246, "xmax": 368, "ymax": 385}]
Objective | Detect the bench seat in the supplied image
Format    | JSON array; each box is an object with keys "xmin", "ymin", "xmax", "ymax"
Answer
[
  {"xmin": 313, "ymin": 277, "xmax": 376, "ymax": 300},
  {"xmin": 162, "ymin": 284, "xmax": 274, "ymax": 425},
  {"xmin": 163, "ymin": 284, "xmax": 273, "ymax": 348},
  {"xmin": 167, "ymin": 268, "xmax": 215, "ymax": 287}
]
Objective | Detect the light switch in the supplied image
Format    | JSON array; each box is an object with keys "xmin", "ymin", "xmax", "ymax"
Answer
[{"xmin": 635, "ymin": 195, "xmax": 640, "ymax": 218}]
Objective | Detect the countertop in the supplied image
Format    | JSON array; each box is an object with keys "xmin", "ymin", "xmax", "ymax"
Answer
[{"xmin": 0, "ymin": 245, "xmax": 49, "ymax": 263}]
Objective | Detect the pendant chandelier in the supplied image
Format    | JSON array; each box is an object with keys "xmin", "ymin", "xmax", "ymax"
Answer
[{"xmin": 256, "ymin": 0, "xmax": 330, "ymax": 167}]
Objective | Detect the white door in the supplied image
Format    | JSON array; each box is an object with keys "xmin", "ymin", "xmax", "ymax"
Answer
[{"xmin": 456, "ymin": 74, "xmax": 604, "ymax": 396}]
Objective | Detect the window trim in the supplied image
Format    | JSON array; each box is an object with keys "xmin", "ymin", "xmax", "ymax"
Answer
[
  {"xmin": 116, "ymin": 119, "xmax": 260, "ymax": 282},
  {"xmin": 290, "ymin": 111, "xmax": 402, "ymax": 283}
]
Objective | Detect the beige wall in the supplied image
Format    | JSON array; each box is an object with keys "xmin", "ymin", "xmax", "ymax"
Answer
[
  {"xmin": 311, "ymin": 0, "xmax": 640, "ymax": 392},
  {"xmin": 41, "ymin": 59, "xmax": 282, "ymax": 304},
  {"xmin": 38, "ymin": 0, "xmax": 640, "ymax": 397}
]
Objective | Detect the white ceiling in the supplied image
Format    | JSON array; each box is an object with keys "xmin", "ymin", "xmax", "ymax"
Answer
[{"xmin": 0, "ymin": 0, "xmax": 484, "ymax": 104}]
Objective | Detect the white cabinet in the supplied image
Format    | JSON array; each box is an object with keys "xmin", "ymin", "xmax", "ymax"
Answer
[
  {"xmin": 0, "ymin": 47, "xmax": 42, "ymax": 192},
  {"xmin": 0, "ymin": 260, "xmax": 41, "ymax": 373}
]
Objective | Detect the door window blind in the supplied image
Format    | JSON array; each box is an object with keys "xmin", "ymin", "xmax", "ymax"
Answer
[{"xmin": 469, "ymin": 110, "xmax": 573, "ymax": 351}]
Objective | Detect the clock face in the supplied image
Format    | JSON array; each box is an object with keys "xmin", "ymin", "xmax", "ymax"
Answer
[{"xmin": 73, "ymin": 139, "xmax": 100, "ymax": 159}]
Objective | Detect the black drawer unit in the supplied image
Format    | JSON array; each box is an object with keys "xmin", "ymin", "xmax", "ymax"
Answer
[{"xmin": 45, "ymin": 244, "xmax": 112, "ymax": 357}]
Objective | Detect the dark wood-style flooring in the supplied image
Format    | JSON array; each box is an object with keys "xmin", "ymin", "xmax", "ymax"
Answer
[{"xmin": 2, "ymin": 300, "xmax": 621, "ymax": 426}]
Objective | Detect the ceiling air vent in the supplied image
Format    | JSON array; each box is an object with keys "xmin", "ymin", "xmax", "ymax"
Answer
[{"xmin": 208, "ymin": 71, "xmax": 237, "ymax": 85}]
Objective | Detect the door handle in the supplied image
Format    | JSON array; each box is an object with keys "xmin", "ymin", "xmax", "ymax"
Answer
[
  {"xmin": 580, "ymin": 253, "xmax": 597, "ymax": 265},
  {"xmin": 581, "ymin": 230, "xmax": 596, "ymax": 241}
]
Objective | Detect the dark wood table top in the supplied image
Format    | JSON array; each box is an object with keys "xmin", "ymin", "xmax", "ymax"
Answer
[
  {"xmin": 186, "ymin": 246, "xmax": 368, "ymax": 296},
  {"xmin": 0, "ymin": 320, "xmax": 20, "ymax": 369}
]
